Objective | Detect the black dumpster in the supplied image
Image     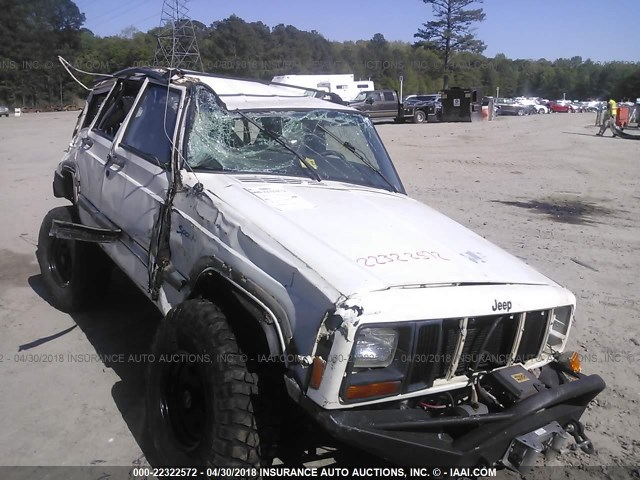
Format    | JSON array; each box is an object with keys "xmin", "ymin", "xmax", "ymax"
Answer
[
  {"xmin": 439, "ymin": 87, "xmax": 485, "ymax": 122},
  {"xmin": 440, "ymin": 87, "xmax": 472, "ymax": 122}
]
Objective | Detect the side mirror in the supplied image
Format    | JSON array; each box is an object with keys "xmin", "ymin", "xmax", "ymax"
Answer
[{"xmin": 366, "ymin": 97, "xmax": 374, "ymax": 105}]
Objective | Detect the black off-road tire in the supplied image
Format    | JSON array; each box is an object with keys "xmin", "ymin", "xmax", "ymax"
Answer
[
  {"xmin": 36, "ymin": 206, "xmax": 111, "ymax": 312},
  {"xmin": 146, "ymin": 299, "xmax": 277, "ymax": 472}
]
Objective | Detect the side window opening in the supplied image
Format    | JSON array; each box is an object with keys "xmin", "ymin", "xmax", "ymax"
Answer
[
  {"xmin": 82, "ymin": 91, "xmax": 109, "ymax": 129},
  {"xmin": 72, "ymin": 88, "xmax": 111, "ymax": 137},
  {"xmin": 121, "ymin": 84, "xmax": 181, "ymax": 167},
  {"xmin": 93, "ymin": 80, "xmax": 143, "ymax": 140},
  {"xmin": 383, "ymin": 91, "xmax": 395, "ymax": 102}
]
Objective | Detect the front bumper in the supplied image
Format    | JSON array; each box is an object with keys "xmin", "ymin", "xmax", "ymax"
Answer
[{"xmin": 302, "ymin": 371, "xmax": 605, "ymax": 467}]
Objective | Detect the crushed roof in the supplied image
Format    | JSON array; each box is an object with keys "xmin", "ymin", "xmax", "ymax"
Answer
[{"xmin": 185, "ymin": 73, "xmax": 353, "ymax": 111}]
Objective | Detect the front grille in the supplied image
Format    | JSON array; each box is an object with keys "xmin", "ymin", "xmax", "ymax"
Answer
[
  {"xmin": 406, "ymin": 323, "xmax": 441, "ymax": 391},
  {"xmin": 454, "ymin": 314, "xmax": 519, "ymax": 374},
  {"xmin": 515, "ymin": 310, "xmax": 549, "ymax": 363},
  {"xmin": 406, "ymin": 310, "xmax": 550, "ymax": 392}
]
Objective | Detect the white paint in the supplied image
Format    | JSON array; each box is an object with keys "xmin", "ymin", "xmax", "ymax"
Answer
[
  {"xmin": 307, "ymin": 283, "xmax": 574, "ymax": 409},
  {"xmin": 245, "ymin": 185, "xmax": 316, "ymax": 211}
]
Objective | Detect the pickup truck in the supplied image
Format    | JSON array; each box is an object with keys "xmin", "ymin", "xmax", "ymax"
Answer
[{"xmin": 349, "ymin": 89, "xmax": 439, "ymax": 123}]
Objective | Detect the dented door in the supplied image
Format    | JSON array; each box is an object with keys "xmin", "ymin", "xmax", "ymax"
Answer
[{"xmin": 100, "ymin": 81, "xmax": 185, "ymax": 277}]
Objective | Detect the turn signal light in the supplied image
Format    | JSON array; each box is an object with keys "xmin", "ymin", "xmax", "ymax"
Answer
[
  {"xmin": 345, "ymin": 381, "xmax": 401, "ymax": 400},
  {"xmin": 559, "ymin": 351, "xmax": 582, "ymax": 374},
  {"xmin": 309, "ymin": 357, "xmax": 326, "ymax": 390},
  {"xmin": 568, "ymin": 351, "xmax": 582, "ymax": 373}
]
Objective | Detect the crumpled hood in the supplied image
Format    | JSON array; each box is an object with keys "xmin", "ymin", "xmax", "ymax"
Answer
[{"xmin": 202, "ymin": 176, "xmax": 555, "ymax": 296}]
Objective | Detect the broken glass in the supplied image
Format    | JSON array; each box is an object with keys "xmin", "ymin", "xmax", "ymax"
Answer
[{"xmin": 185, "ymin": 85, "xmax": 403, "ymax": 192}]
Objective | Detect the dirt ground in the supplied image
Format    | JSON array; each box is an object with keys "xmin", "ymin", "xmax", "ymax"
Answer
[{"xmin": 0, "ymin": 111, "xmax": 638, "ymax": 474}]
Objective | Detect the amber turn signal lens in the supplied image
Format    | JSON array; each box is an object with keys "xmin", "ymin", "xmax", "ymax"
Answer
[
  {"xmin": 559, "ymin": 350, "xmax": 582, "ymax": 374},
  {"xmin": 309, "ymin": 357, "xmax": 326, "ymax": 390},
  {"xmin": 345, "ymin": 381, "xmax": 401, "ymax": 400},
  {"xmin": 568, "ymin": 351, "xmax": 581, "ymax": 373}
]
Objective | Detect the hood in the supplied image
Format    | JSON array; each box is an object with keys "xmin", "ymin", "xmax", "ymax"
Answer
[{"xmin": 200, "ymin": 175, "xmax": 555, "ymax": 297}]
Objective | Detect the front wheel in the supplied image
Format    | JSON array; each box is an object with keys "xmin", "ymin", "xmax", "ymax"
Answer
[
  {"xmin": 146, "ymin": 300, "xmax": 275, "ymax": 470},
  {"xmin": 36, "ymin": 206, "xmax": 111, "ymax": 312},
  {"xmin": 413, "ymin": 110, "xmax": 426, "ymax": 124}
]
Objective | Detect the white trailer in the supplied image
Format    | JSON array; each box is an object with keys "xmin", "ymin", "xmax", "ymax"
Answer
[{"xmin": 271, "ymin": 74, "xmax": 374, "ymax": 102}]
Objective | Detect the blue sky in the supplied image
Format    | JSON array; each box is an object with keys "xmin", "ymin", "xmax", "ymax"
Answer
[{"xmin": 75, "ymin": 0, "xmax": 640, "ymax": 62}]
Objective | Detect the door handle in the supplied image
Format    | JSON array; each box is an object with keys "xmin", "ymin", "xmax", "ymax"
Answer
[
  {"xmin": 105, "ymin": 154, "xmax": 126, "ymax": 177},
  {"xmin": 112, "ymin": 155, "xmax": 126, "ymax": 167},
  {"xmin": 106, "ymin": 153, "xmax": 126, "ymax": 168}
]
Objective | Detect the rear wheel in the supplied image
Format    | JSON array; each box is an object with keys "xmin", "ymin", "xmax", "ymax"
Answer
[
  {"xmin": 413, "ymin": 110, "xmax": 426, "ymax": 124},
  {"xmin": 517, "ymin": 108, "xmax": 526, "ymax": 116},
  {"xmin": 146, "ymin": 300, "xmax": 278, "ymax": 471},
  {"xmin": 36, "ymin": 206, "xmax": 111, "ymax": 312}
]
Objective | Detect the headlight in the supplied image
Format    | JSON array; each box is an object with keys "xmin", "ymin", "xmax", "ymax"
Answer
[
  {"xmin": 548, "ymin": 306, "xmax": 572, "ymax": 348},
  {"xmin": 353, "ymin": 328, "xmax": 398, "ymax": 368}
]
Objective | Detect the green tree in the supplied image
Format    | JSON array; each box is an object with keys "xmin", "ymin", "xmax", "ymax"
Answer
[
  {"xmin": 415, "ymin": 0, "xmax": 486, "ymax": 89},
  {"xmin": 0, "ymin": 0, "xmax": 85, "ymax": 107}
]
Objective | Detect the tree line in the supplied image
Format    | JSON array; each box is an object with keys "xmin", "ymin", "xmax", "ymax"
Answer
[{"xmin": 0, "ymin": 0, "xmax": 638, "ymax": 108}]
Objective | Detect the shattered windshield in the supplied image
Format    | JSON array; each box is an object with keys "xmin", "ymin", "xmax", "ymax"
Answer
[{"xmin": 185, "ymin": 85, "xmax": 403, "ymax": 191}]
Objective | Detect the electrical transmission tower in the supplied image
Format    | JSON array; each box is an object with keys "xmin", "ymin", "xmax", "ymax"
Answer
[{"xmin": 153, "ymin": 0, "xmax": 203, "ymax": 71}]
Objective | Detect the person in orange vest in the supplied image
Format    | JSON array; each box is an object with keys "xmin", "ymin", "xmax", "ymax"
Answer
[{"xmin": 596, "ymin": 99, "xmax": 618, "ymax": 136}]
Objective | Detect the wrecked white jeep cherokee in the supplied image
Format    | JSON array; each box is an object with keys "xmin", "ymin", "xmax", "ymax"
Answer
[{"xmin": 38, "ymin": 67, "xmax": 604, "ymax": 471}]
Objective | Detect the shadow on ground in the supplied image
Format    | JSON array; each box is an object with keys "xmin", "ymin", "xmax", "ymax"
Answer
[{"xmin": 28, "ymin": 269, "xmax": 381, "ymax": 466}]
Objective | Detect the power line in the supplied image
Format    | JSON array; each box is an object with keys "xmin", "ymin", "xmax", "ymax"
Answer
[{"xmin": 153, "ymin": 0, "xmax": 203, "ymax": 71}]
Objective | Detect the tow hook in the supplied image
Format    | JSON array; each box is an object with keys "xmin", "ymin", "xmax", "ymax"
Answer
[{"xmin": 566, "ymin": 421, "xmax": 594, "ymax": 454}]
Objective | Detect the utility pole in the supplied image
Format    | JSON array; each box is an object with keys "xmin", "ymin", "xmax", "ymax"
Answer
[{"xmin": 153, "ymin": 0, "xmax": 203, "ymax": 71}]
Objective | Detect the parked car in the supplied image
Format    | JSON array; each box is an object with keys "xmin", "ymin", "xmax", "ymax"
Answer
[
  {"xmin": 495, "ymin": 99, "xmax": 534, "ymax": 116},
  {"xmin": 530, "ymin": 102, "xmax": 549, "ymax": 114},
  {"xmin": 0, "ymin": 105, "xmax": 9, "ymax": 117},
  {"xmin": 569, "ymin": 102, "xmax": 584, "ymax": 113},
  {"xmin": 514, "ymin": 98, "xmax": 549, "ymax": 114},
  {"xmin": 38, "ymin": 67, "xmax": 605, "ymax": 471},
  {"xmin": 582, "ymin": 101, "xmax": 601, "ymax": 112},
  {"xmin": 548, "ymin": 101, "xmax": 575, "ymax": 113}
]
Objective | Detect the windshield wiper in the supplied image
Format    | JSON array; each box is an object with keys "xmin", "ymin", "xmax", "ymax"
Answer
[
  {"xmin": 315, "ymin": 124, "xmax": 398, "ymax": 192},
  {"xmin": 233, "ymin": 110, "xmax": 322, "ymax": 182}
]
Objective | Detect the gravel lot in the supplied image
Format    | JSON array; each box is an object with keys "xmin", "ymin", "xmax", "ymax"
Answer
[{"xmin": 0, "ymin": 111, "xmax": 638, "ymax": 474}]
